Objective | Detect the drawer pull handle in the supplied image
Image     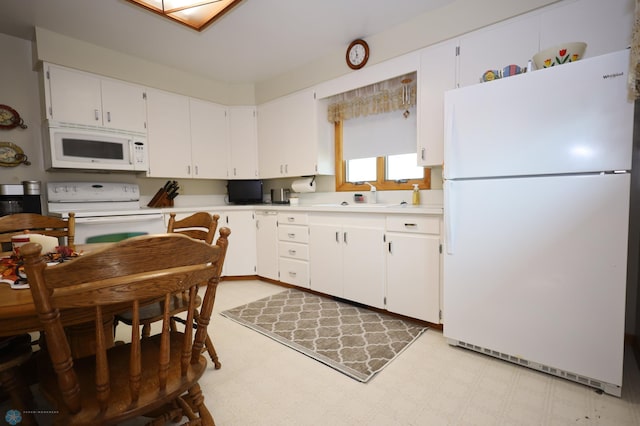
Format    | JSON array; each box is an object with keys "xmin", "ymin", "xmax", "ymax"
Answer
[
  {"xmin": 288, "ymin": 271, "xmax": 297, "ymax": 277},
  {"xmin": 288, "ymin": 249, "xmax": 296, "ymax": 255},
  {"xmin": 288, "ymin": 233, "xmax": 296, "ymax": 239},
  {"xmin": 404, "ymin": 223, "xmax": 418, "ymax": 227},
  {"xmin": 287, "ymin": 217, "xmax": 295, "ymax": 222},
  {"xmin": 335, "ymin": 232, "xmax": 339, "ymax": 243}
]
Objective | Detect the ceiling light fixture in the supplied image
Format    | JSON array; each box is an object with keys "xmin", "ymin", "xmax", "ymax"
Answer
[{"xmin": 126, "ymin": 0, "xmax": 243, "ymax": 32}]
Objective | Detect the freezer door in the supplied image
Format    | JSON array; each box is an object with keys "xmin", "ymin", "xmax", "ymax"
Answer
[
  {"xmin": 443, "ymin": 50, "xmax": 633, "ymax": 179},
  {"xmin": 443, "ymin": 173, "xmax": 629, "ymax": 387}
]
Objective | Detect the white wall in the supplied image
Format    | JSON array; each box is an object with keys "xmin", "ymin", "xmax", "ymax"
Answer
[
  {"xmin": 34, "ymin": 27, "xmax": 255, "ymax": 106},
  {"xmin": 254, "ymin": 0, "xmax": 562, "ymax": 103},
  {"xmin": 30, "ymin": 1, "xmax": 563, "ymax": 105},
  {"xmin": 0, "ymin": 32, "xmax": 227, "ymax": 203}
]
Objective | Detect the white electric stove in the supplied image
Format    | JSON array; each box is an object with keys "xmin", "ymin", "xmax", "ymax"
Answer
[{"xmin": 47, "ymin": 182, "xmax": 166, "ymax": 244}]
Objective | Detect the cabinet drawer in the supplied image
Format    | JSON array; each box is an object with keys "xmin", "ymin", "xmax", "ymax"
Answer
[
  {"xmin": 278, "ymin": 241, "xmax": 309, "ymax": 260},
  {"xmin": 386, "ymin": 215, "xmax": 440, "ymax": 234},
  {"xmin": 278, "ymin": 225, "xmax": 309, "ymax": 243},
  {"xmin": 277, "ymin": 212, "xmax": 308, "ymax": 225},
  {"xmin": 279, "ymin": 258, "xmax": 309, "ymax": 287}
]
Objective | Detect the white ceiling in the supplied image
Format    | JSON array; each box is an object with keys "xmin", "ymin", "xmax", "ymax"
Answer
[{"xmin": 0, "ymin": 0, "xmax": 454, "ymax": 84}]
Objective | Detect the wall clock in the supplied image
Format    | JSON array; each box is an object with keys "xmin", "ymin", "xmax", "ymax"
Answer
[{"xmin": 346, "ymin": 39, "xmax": 369, "ymax": 70}]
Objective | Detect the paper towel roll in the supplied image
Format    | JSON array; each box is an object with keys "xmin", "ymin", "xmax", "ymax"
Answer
[{"xmin": 291, "ymin": 177, "xmax": 316, "ymax": 193}]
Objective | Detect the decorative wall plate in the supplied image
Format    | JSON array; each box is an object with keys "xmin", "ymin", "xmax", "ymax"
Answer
[
  {"xmin": 0, "ymin": 142, "xmax": 30, "ymax": 166},
  {"xmin": 0, "ymin": 105, "xmax": 28, "ymax": 129}
]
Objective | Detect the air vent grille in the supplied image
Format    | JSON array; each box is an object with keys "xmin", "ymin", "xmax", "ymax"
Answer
[{"xmin": 453, "ymin": 340, "xmax": 619, "ymax": 396}]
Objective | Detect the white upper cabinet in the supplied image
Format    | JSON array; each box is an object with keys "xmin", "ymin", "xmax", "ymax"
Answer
[
  {"xmin": 44, "ymin": 63, "xmax": 146, "ymax": 133},
  {"xmin": 539, "ymin": 0, "xmax": 633, "ymax": 58},
  {"xmin": 229, "ymin": 106, "xmax": 259, "ymax": 179},
  {"xmin": 457, "ymin": 14, "xmax": 540, "ymax": 88},
  {"xmin": 146, "ymin": 88, "xmax": 230, "ymax": 179},
  {"xmin": 258, "ymin": 88, "xmax": 333, "ymax": 179},
  {"xmin": 146, "ymin": 88, "xmax": 191, "ymax": 178},
  {"xmin": 418, "ymin": 39, "xmax": 458, "ymax": 167},
  {"xmin": 190, "ymin": 98, "xmax": 229, "ymax": 179}
]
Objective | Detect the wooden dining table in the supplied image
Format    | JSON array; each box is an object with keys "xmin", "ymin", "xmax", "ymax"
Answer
[{"xmin": 0, "ymin": 243, "xmax": 121, "ymax": 357}]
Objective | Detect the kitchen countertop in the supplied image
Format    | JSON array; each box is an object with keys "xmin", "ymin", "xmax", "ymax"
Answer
[{"xmin": 156, "ymin": 203, "xmax": 443, "ymax": 215}]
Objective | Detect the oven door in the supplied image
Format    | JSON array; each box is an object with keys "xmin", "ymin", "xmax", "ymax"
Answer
[{"xmin": 74, "ymin": 213, "xmax": 165, "ymax": 244}]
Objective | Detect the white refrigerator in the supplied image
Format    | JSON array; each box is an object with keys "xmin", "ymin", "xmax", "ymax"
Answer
[{"xmin": 442, "ymin": 50, "xmax": 634, "ymax": 397}]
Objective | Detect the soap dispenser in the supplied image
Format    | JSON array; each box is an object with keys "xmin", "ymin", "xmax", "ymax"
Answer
[
  {"xmin": 412, "ymin": 184, "xmax": 420, "ymax": 205},
  {"xmin": 365, "ymin": 182, "xmax": 377, "ymax": 204}
]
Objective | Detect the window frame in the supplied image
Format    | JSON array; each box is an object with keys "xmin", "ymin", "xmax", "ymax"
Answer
[{"xmin": 334, "ymin": 121, "xmax": 431, "ymax": 191}]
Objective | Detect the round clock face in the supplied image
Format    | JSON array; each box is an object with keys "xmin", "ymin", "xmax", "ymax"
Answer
[{"xmin": 346, "ymin": 39, "xmax": 369, "ymax": 70}]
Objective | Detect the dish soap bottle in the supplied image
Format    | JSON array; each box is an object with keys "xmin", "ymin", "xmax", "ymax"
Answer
[{"xmin": 412, "ymin": 184, "xmax": 420, "ymax": 205}]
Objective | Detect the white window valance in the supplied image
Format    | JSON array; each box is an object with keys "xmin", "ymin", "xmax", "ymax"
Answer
[{"xmin": 327, "ymin": 72, "xmax": 417, "ymax": 123}]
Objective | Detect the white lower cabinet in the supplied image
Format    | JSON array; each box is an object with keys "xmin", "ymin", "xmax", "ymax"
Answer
[
  {"xmin": 385, "ymin": 215, "xmax": 441, "ymax": 323},
  {"xmin": 255, "ymin": 210, "xmax": 279, "ymax": 281},
  {"xmin": 217, "ymin": 210, "xmax": 256, "ymax": 277},
  {"xmin": 277, "ymin": 213, "xmax": 309, "ymax": 287},
  {"xmin": 309, "ymin": 214, "xmax": 385, "ymax": 309}
]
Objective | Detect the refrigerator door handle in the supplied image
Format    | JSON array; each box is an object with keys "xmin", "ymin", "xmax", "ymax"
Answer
[
  {"xmin": 443, "ymin": 103, "xmax": 456, "ymax": 180},
  {"xmin": 444, "ymin": 180, "xmax": 456, "ymax": 254}
]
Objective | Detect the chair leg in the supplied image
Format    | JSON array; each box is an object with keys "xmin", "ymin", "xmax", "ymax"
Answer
[
  {"xmin": 142, "ymin": 323, "xmax": 151, "ymax": 338},
  {"xmin": 186, "ymin": 383, "xmax": 215, "ymax": 426},
  {"xmin": 191, "ymin": 310, "xmax": 221, "ymax": 369},
  {"xmin": 203, "ymin": 333, "xmax": 221, "ymax": 369}
]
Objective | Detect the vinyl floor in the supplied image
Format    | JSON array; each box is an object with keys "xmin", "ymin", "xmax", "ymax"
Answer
[{"xmin": 5, "ymin": 279, "xmax": 640, "ymax": 425}]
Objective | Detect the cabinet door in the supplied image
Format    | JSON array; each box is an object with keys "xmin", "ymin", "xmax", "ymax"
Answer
[
  {"xmin": 229, "ymin": 106, "xmax": 259, "ymax": 179},
  {"xmin": 258, "ymin": 89, "xmax": 321, "ymax": 178},
  {"xmin": 418, "ymin": 39, "xmax": 457, "ymax": 167},
  {"xmin": 190, "ymin": 98, "xmax": 228, "ymax": 179},
  {"xmin": 386, "ymin": 233, "xmax": 440, "ymax": 323},
  {"xmin": 256, "ymin": 211, "xmax": 279, "ymax": 280},
  {"xmin": 281, "ymin": 89, "xmax": 317, "ymax": 177},
  {"xmin": 342, "ymin": 226, "xmax": 385, "ymax": 309},
  {"xmin": 100, "ymin": 79, "xmax": 147, "ymax": 133},
  {"xmin": 46, "ymin": 64, "xmax": 102, "ymax": 126},
  {"xmin": 220, "ymin": 211, "xmax": 256, "ymax": 276},
  {"xmin": 257, "ymin": 99, "xmax": 284, "ymax": 178},
  {"xmin": 309, "ymin": 223, "xmax": 343, "ymax": 297},
  {"xmin": 146, "ymin": 88, "xmax": 191, "ymax": 178},
  {"xmin": 539, "ymin": 0, "xmax": 632, "ymax": 59},
  {"xmin": 457, "ymin": 14, "xmax": 540, "ymax": 88}
]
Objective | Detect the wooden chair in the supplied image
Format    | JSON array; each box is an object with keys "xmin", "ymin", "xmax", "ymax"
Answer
[
  {"xmin": 0, "ymin": 212, "xmax": 76, "ymax": 251},
  {"xmin": 116, "ymin": 212, "xmax": 222, "ymax": 369},
  {"xmin": 22, "ymin": 231, "xmax": 230, "ymax": 426},
  {"xmin": 167, "ymin": 212, "xmax": 219, "ymax": 244}
]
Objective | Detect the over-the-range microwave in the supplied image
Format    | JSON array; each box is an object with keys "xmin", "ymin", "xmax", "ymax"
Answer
[{"xmin": 43, "ymin": 122, "xmax": 149, "ymax": 172}]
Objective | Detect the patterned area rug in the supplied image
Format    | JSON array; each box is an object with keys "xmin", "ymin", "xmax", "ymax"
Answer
[{"xmin": 220, "ymin": 289, "xmax": 428, "ymax": 382}]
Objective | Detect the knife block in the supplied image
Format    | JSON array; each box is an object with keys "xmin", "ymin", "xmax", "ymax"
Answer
[{"xmin": 147, "ymin": 188, "xmax": 174, "ymax": 208}]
